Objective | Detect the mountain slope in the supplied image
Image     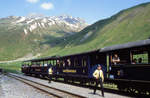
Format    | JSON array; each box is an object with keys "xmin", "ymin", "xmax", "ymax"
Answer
[
  {"xmin": 0, "ymin": 15, "xmax": 87, "ymax": 61},
  {"xmin": 41, "ymin": 2, "xmax": 150, "ymax": 57}
]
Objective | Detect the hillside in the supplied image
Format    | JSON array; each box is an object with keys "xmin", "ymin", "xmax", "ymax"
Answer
[
  {"xmin": 41, "ymin": 2, "xmax": 150, "ymax": 57},
  {"xmin": 1, "ymin": 2, "xmax": 150, "ymax": 61},
  {"xmin": 0, "ymin": 15, "xmax": 87, "ymax": 61}
]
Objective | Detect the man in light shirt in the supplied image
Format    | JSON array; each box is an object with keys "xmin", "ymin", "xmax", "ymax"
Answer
[
  {"xmin": 48, "ymin": 67, "xmax": 53, "ymax": 83},
  {"xmin": 93, "ymin": 64, "xmax": 104, "ymax": 97}
]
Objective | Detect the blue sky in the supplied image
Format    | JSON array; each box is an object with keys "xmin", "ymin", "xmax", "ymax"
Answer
[{"xmin": 0, "ymin": 0, "xmax": 150, "ymax": 24}]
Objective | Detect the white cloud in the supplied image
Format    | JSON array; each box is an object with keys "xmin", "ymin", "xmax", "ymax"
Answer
[
  {"xmin": 26, "ymin": 0, "xmax": 39, "ymax": 3},
  {"xmin": 41, "ymin": 2, "xmax": 54, "ymax": 10}
]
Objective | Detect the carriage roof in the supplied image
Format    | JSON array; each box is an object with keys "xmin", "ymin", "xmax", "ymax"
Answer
[{"xmin": 100, "ymin": 39, "xmax": 150, "ymax": 52}]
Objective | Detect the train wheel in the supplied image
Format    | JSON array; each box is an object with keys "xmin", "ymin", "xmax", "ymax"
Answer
[
  {"xmin": 89, "ymin": 81, "xmax": 95, "ymax": 86},
  {"xmin": 127, "ymin": 87, "xmax": 136, "ymax": 94},
  {"xmin": 137, "ymin": 89, "xmax": 146, "ymax": 95},
  {"xmin": 147, "ymin": 91, "xmax": 150, "ymax": 96}
]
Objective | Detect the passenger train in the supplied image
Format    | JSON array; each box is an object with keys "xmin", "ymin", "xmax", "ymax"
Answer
[{"xmin": 21, "ymin": 39, "xmax": 150, "ymax": 95}]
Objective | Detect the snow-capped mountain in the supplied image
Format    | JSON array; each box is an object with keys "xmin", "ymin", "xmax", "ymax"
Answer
[
  {"xmin": 0, "ymin": 15, "xmax": 88, "ymax": 61},
  {"xmin": 2, "ymin": 15, "xmax": 88, "ymax": 35}
]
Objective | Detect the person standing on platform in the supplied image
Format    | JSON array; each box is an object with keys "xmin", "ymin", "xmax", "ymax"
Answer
[
  {"xmin": 48, "ymin": 67, "xmax": 53, "ymax": 83},
  {"xmin": 93, "ymin": 64, "xmax": 104, "ymax": 97}
]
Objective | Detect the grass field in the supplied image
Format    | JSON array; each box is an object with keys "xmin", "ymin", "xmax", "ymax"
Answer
[{"xmin": 0, "ymin": 61, "xmax": 22, "ymax": 73}]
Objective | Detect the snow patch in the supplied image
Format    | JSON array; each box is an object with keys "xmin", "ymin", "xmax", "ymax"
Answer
[
  {"xmin": 42, "ymin": 18, "xmax": 47, "ymax": 23},
  {"xmin": 9, "ymin": 15, "xmax": 88, "ymax": 33},
  {"xmin": 29, "ymin": 23, "xmax": 37, "ymax": 32},
  {"xmin": 16, "ymin": 17, "xmax": 26, "ymax": 23},
  {"xmin": 41, "ymin": 23, "xmax": 45, "ymax": 28},
  {"xmin": 26, "ymin": 19, "xmax": 34, "ymax": 24},
  {"xmin": 38, "ymin": 23, "xmax": 42, "ymax": 28},
  {"xmin": 24, "ymin": 29, "xmax": 28, "ymax": 35}
]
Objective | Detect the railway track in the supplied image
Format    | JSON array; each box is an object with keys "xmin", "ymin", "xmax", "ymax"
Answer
[
  {"xmin": 53, "ymin": 79, "xmax": 150, "ymax": 98},
  {"xmin": 7, "ymin": 74, "xmax": 86, "ymax": 98}
]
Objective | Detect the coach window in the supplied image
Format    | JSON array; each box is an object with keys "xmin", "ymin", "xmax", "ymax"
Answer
[
  {"xmin": 39, "ymin": 62, "xmax": 42, "ymax": 66},
  {"xmin": 64, "ymin": 59, "xmax": 67, "ymax": 67},
  {"xmin": 25, "ymin": 62, "xmax": 27, "ymax": 67},
  {"xmin": 51, "ymin": 60, "xmax": 54, "ymax": 66},
  {"xmin": 70, "ymin": 59, "xmax": 73, "ymax": 67},
  {"xmin": 132, "ymin": 51, "xmax": 148, "ymax": 64},
  {"xmin": 26, "ymin": 62, "xmax": 28, "ymax": 66},
  {"xmin": 38, "ymin": 62, "xmax": 41, "ymax": 66},
  {"xmin": 41, "ymin": 61, "xmax": 43, "ymax": 66},
  {"xmin": 111, "ymin": 50, "xmax": 131, "ymax": 65},
  {"xmin": 34, "ymin": 62, "xmax": 37, "ymax": 66},
  {"xmin": 95, "ymin": 55, "xmax": 99, "ymax": 64},
  {"xmin": 24, "ymin": 62, "xmax": 27, "ymax": 67},
  {"xmin": 74, "ymin": 57, "xmax": 80, "ymax": 67},
  {"xmin": 47, "ymin": 60, "xmax": 50, "ymax": 65},
  {"xmin": 23, "ymin": 62, "xmax": 26, "ymax": 67},
  {"xmin": 35, "ymin": 62, "xmax": 38, "ymax": 66},
  {"xmin": 31, "ymin": 62, "xmax": 34, "ymax": 66},
  {"xmin": 46, "ymin": 61, "xmax": 48, "ymax": 65},
  {"xmin": 53, "ymin": 60, "xmax": 57, "ymax": 66},
  {"xmin": 59, "ymin": 60, "xmax": 63, "ymax": 67},
  {"xmin": 44, "ymin": 63, "xmax": 48, "ymax": 66},
  {"xmin": 62, "ymin": 60, "xmax": 65, "ymax": 67},
  {"xmin": 31, "ymin": 62, "xmax": 33, "ymax": 66},
  {"xmin": 43, "ymin": 61, "xmax": 48, "ymax": 66},
  {"xmin": 48, "ymin": 60, "xmax": 52, "ymax": 66},
  {"xmin": 50, "ymin": 60, "xmax": 54, "ymax": 66},
  {"xmin": 57, "ymin": 60, "xmax": 60, "ymax": 67},
  {"xmin": 67, "ymin": 59, "xmax": 71, "ymax": 67},
  {"xmin": 82, "ymin": 57, "xmax": 87, "ymax": 67},
  {"xmin": 46, "ymin": 61, "xmax": 48, "ymax": 66}
]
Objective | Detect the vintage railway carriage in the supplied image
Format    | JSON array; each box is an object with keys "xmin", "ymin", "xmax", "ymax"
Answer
[
  {"xmin": 21, "ymin": 60, "xmax": 31, "ymax": 74},
  {"xmin": 21, "ymin": 57, "xmax": 58, "ymax": 77},
  {"xmin": 53, "ymin": 50, "xmax": 107, "ymax": 83},
  {"xmin": 100, "ymin": 39, "xmax": 150, "ymax": 93},
  {"xmin": 21, "ymin": 50, "xmax": 108, "ymax": 82}
]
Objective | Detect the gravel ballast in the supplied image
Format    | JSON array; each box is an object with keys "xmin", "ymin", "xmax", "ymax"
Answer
[{"xmin": 0, "ymin": 74, "xmax": 54, "ymax": 98}]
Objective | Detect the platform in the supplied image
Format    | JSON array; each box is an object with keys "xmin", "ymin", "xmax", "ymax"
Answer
[{"xmin": 10, "ymin": 73, "xmax": 130, "ymax": 98}]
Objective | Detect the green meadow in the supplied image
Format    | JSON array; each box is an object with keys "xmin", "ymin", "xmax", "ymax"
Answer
[{"xmin": 0, "ymin": 62, "xmax": 22, "ymax": 73}]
